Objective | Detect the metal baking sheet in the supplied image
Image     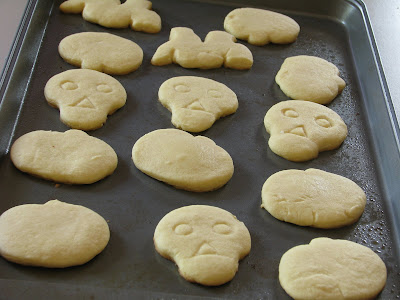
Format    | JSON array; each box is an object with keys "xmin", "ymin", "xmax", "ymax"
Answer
[{"xmin": 1, "ymin": 0, "xmax": 400, "ymax": 298}]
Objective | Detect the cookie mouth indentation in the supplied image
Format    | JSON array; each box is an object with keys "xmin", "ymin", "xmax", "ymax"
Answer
[{"xmin": 286, "ymin": 125, "xmax": 307, "ymax": 137}]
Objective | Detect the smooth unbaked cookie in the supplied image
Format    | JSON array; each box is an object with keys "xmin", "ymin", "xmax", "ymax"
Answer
[
  {"xmin": 10, "ymin": 130, "xmax": 117, "ymax": 184},
  {"xmin": 224, "ymin": 8, "xmax": 300, "ymax": 45},
  {"xmin": 60, "ymin": 0, "xmax": 161, "ymax": 33},
  {"xmin": 132, "ymin": 129, "xmax": 234, "ymax": 192},
  {"xmin": 45, "ymin": 69, "xmax": 127, "ymax": 131},
  {"xmin": 0, "ymin": 200, "xmax": 110, "ymax": 268},
  {"xmin": 154, "ymin": 205, "xmax": 251, "ymax": 286},
  {"xmin": 275, "ymin": 55, "xmax": 346, "ymax": 104},
  {"xmin": 59, "ymin": 32, "xmax": 143, "ymax": 75},
  {"xmin": 158, "ymin": 76, "xmax": 238, "ymax": 132},
  {"xmin": 151, "ymin": 27, "xmax": 253, "ymax": 70},
  {"xmin": 264, "ymin": 100, "xmax": 347, "ymax": 162},
  {"xmin": 279, "ymin": 238, "xmax": 387, "ymax": 300},
  {"xmin": 261, "ymin": 169, "xmax": 366, "ymax": 228}
]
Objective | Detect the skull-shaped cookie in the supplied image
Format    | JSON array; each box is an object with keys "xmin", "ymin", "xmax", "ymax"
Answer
[
  {"xmin": 264, "ymin": 100, "xmax": 347, "ymax": 162},
  {"xmin": 154, "ymin": 205, "xmax": 251, "ymax": 286},
  {"xmin": 60, "ymin": 0, "xmax": 161, "ymax": 33},
  {"xmin": 45, "ymin": 69, "xmax": 126, "ymax": 131},
  {"xmin": 151, "ymin": 27, "xmax": 253, "ymax": 70},
  {"xmin": 159, "ymin": 76, "xmax": 238, "ymax": 132}
]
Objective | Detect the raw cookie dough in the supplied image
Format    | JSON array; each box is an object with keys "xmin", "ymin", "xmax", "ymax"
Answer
[
  {"xmin": 59, "ymin": 32, "xmax": 143, "ymax": 75},
  {"xmin": 154, "ymin": 205, "xmax": 251, "ymax": 286},
  {"xmin": 60, "ymin": 0, "xmax": 161, "ymax": 33},
  {"xmin": 0, "ymin": 200, "xmax": 110, "ymax": 268},
  {"xmin": 279, "ymin": 238, "xmax": 387, "ymax": 300},
  {"xmin": 224, "ymin": 8, "xmax": 300, "ymax": 45},
  {"xmin": 261, "ymin": 168, "xmax": 366, "ymax": 228},
  {"xmin": 158, "ymin": 76, "xmax": 238, "ymax": 132},
  {"xmin": 151, "ymin": 27, "xmax": 253, "ymax": 70},
  {"xmin": 45, "ymin": 69, "xmax": 127, "ymax": 131},
  {"xmin": 10, "ymin": 130, "xmax": 118, "ymax": 184},
  {"xmin": 264, "ymin": 100, "xmax": 347, "ymax": 162},
  {"xmin": 132, "ymin": 128, "xmax": 234, "ymax": 192},
  {"xmin": 275, "ymin": 55, "xmax": 346, "ymax": 104}
]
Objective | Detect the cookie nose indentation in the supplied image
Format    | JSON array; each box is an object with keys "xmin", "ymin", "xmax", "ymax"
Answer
[
  {"xmin": 197, "ymin": 242, "xmax": 217, "ymax": 255},
  {"xmin": 288, "ymin": 126, "xmax": 306, "ymax": 137}
]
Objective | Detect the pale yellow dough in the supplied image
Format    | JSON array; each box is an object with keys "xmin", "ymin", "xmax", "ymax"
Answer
[
  {"xmin": 45, "ymin": 69, "xmax": 126, "ymax": 131},
  {"xmin": 264, "ymin": 100, "xmax": 348, "ymax": 162},
  {"xmin": 132, "ymin": 129, "xmax": 234, "ymax": 192},
  {"xmin": 261, "ymin": 169, "xmax": 366, "ymax": 228},
  {"xmin": 154, "ymin": 205, "xmax": 251, "ymax": 286},
  {"xmin": 60, "ymin": 0, "xmax": 161, "ymax": 33},
  {"xmin": 151, "ymin": 27, "xmax": 253, "ymax": 70},
  {"xmin": 10, "ymin": 130, "xmax": 118, "ymax": 184},
  {"xmin": 279, "ymin": 238, "xmax": 387, "ymax": 300},
  {"xmin": 224, "ymin": 8, "xmax": 300, "ymax": 45},
  {"xmin": 158, "ymin": 76, "xmax": 238, "ymax": 132},
  {"xmin": 275, "ymin": 55, "xmax": 346, "ymax": 104},
  {"xmin": 59, "ymin": 32, "xmax": 143, "ymax": 75},
  {"xmin": 0, "ymin": 200, "xmax": 110, "ymax": 268}
]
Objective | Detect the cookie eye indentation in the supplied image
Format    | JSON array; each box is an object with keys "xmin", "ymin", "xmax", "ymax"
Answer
[
  {"xmin": 174, "ymin": 223, "xmax": 193, "ymax": 235},
  {"xmin": 282, "ymin": 108, "xmax": 299, "ymax": 118},
  {"xmin": 207, "ymin": 89, "xmax": 223, "ymax": 98},
  {"xmin": 61, "ymin": 81, "xmax": 78, "ymax": 90},
  {"xmin": 97, "ymin": 84, "xmax": 112, "ymax": 93},
  {"xmin": 315, "ymin": 116, "xmax": 332, "ymax": 128},
  {"xmin": 213, "ymin": 223, "xmax": 232, "ymax": 235},
  {"xmin": 174, "ymin": 84, "xmax": 191, "ymax": 93}
]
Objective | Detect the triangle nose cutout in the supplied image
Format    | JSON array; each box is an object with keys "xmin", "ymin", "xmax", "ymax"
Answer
[
  {"xmin": 288, "ymin": 126, "xmax": 306, "ymax": 137},
  {"xmin": 69, "ymin": 97, "xmax": 95, "ymax": 109},
  {"xmin": 197, "ymin": 242, "xmax": 217, "ymax": 255}
]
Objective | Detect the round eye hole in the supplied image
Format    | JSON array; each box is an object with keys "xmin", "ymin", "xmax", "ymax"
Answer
[
  {"xmin": 282, "ymin": 109, "xmax": 299, "ymax": 118},
  {"xmin": 174, "ymin": 84, "xmax": 191, "ymax": 93},
  {"xmin": 207, "ymin": 89, "xmax": 223, "ymax": 98},
  {"xmin": 97, "ymin": 84, "xmax": 112, "ymax": 93},
  {"xmin": 213, "ymin": 223, "xmax": 232, "ymax": 235},
  {"xmin": 315, "ymin": 116, "xmax": 332, "ymax": 128},
  {"xmin": 61, "ymin": 81, "xmax": 78, "ymax": 90},
  {"xmin": 174, "ymin": 223, "xmax": 193, "ymax": 236}
]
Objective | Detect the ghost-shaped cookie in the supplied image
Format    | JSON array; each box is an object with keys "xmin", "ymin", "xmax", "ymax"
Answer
[
  {"xmin": 224, "ymin": 8, "xmax": 300, "ymax": 45},
  {"xmin": 60, "ymin": 0, "xmax": 161, "ymax": 33},
  {"xmin": 151, "ymin": 27, "xmax": 253, "ymax": 70},
  {"xmin": 264, "ymin": 100, "xmax": 347, "ymax": 162},
  {"xmin": 132, "ymin": 128, "xmax": 234, "ymax": 192},
  {"xmin": 279, "ymin": 238, "xmax": 387, "ymax": 300},
  {"xmin": 261, "ymin": 168, "xmax": 366, "ymax": 228},
  {"xmin": 158, "ymin": 76, "xmax": 238, "ymax": 132},
  {"xmin": 154, "ymin": 205, "xmax": 251, "ymax": 286},
  {"xmin": 45, "ymin": 69, "xmax": 126, "ymax": 131},
  {"xmin": 275, "ymin": 55, "xmax": 346, "ymax": 104},
  {"xmin": 59, "ymin": 32, "xmax": 143, "ymax": 75}
]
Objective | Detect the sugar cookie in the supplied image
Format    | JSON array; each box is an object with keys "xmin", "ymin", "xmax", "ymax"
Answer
[
  {"xmin": 154, "ymin": 205, "xmax": 251, "ymax": 286},
  {"xmin": 275, "ymin": 55, "xmax": 346, "ymax": 104},
  {"xmin": 10, "ymin": 130, "xmax": 117, "ymax": 184},
  {"xmin": 132, "ymin": 128, "xmax": 234, "ymax": 192},
  {"xmin": 45, "ymin": 69, "xmax": 126, "ymax": 131},
  {"xmin": 261, "ymin": 169, "xmax": 366, "ymax": 228},
  {"xmin": 224, "ymin": 8, "xmax": 300, "ymax": 45},
  {"xmin": 60, "ymin": 0, "xmax": 161, "ymax": 33},
  {"xmin": 158, "ymin": 76, "xmax": 238, "ymax": 132},
  {"xmin": 264, "ymin": 100, "xmax": 347, "ymax": 162},
  {"xmin": 0, "ymin": 200, "xmax": 110, "ymax": 268},
  {"xmin": 151, "ymin": 27, "xmax": 253, "ymax": 70},
  {"xmin": 59, "ymin": 32, "xmax": 143, "ymax": 75},
  {"xmin": 279, "ymin": 238, "xmax": 387, "ymax": 300}
]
